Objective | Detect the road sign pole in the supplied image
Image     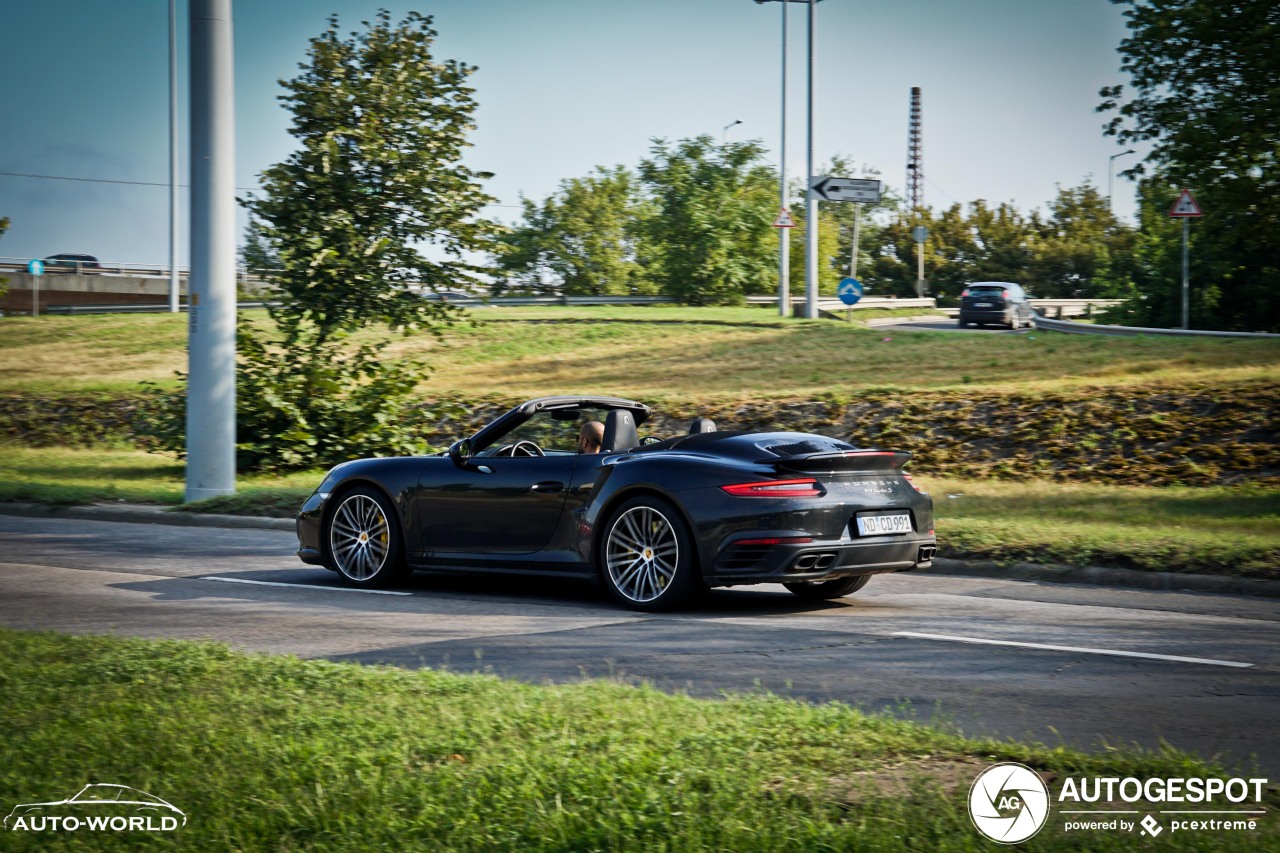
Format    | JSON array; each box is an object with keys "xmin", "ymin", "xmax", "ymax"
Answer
[
  {"xmin": 849, "ymin": 203, "xmax": 861, "ymax": 279},
  {"xmin": 778, "ymin": 0, "xmax": 789, "ymax": 317},
  {"xmin": 803, "ymin": 0, "xmax": 818, "ymax": 320},
  {"xmin": 1182, "ymin": 217, "xmax": 1190, "ymax": 330}
]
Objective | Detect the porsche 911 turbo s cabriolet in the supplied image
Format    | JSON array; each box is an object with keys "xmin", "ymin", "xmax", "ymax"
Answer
[{"xmin": 295, "ymin": 396, "xmax": 936, "ymax": 610}]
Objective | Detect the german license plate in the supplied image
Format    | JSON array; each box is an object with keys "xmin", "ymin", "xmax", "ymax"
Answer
[
  {"xmin": 975, "ymin": 302, "xmax": 993, "ymax": 307},
  {"xmin": 856, "ymin": 513, "xmax": 913, "ymax": 535}
]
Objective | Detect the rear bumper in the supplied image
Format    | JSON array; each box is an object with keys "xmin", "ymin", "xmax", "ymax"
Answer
[
  {"xmin": 709, "ymin": 532, "xmax": 937, "ymax": 586},
  {"xmin": 959, "ymin": 308, "xmax": 1012, "ymax": 323}
]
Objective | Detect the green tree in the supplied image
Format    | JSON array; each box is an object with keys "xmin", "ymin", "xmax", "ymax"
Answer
[
  {"xmin": 493, "ymin": 166, "xmax": 655, "ymax": 296},
  {"xmin": 238, "ymin": 217, "xmax": 278, "ymax": 274},
  {"xmin": 245, "ymin": 10, "xmax": 496, "ymax": 339},
  {"xmin": 638, "ymin": 136, "xmax": 778, "ymax": 305},
  {"xmin": 1027, "ymin": 182, "xmax": 1136, "ymax": 299},
  {"xmin": 141, "ymin": 11, "xmax": 494, "ymax": 470},
  {"xmin": 1099, "ymin": 0, "xmax": 1280, "ymax": 330}
]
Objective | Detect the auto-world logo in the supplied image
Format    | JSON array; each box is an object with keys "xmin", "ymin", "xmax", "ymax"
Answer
[
  {"xmin": 5, "ymin": 784, "xmax": 186, "ymax": 833},
  {"xmin": 969, "ymin": 763, "xmax": 1051, "ymax": 844}
]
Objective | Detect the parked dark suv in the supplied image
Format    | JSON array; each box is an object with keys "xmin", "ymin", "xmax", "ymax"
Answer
[
  {"xmin": 43, "ymin": 253, "xmax": 100, "ymax": 274},
  {"xmin": 957, "ymin": 281, "xmax": 1033, "ymax": 329}
]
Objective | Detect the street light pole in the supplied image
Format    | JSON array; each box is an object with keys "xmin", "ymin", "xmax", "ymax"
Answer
[
  {"xmin": 722, "ymin": 119, "xmax": 743, "ymax": 143},
  {"xmin": 1108, "ymin": 149, "xmax": 1135, "ymax": 215},
  {"xmin": 803, "ymin": 0, "xmax": 818, "ymax": 319},
  {"xmin": 169, "ymin": 0, "xmax": 180, "ymax": 313}
]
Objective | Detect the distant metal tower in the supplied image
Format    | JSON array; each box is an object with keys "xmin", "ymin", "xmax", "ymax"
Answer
[
  {"xmin": 906, "ymin": 87, "xmax": 923, "ymax": 213},
  {"xmin": 906, "ymin": 87, "xmax": 925, "ymax": 297}
]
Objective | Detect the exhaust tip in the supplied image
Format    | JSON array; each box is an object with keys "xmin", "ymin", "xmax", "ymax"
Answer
[{"xmin": 917, "ymin": 545, "xmax": 937, "ymax": 563}]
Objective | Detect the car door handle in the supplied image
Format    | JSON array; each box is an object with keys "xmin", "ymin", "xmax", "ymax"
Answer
[{"xmin": 531, "ymin": 481, "xmax": 564, "ymax": 493}]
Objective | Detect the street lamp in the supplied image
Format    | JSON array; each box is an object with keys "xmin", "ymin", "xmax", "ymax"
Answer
[
  {"xmin": 755, "ymin": 0, "xmax": 822, "ymax": 318},
  {"xmin": 722, "ymin": 119, "xmax": 743, "ymax": 143},
  {"xmin": 1108, "ymin": 149, "xmax": 1136, "ymax": 214}
]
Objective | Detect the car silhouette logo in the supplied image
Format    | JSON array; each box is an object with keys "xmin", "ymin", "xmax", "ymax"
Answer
[{"xmin": 5, "ymin": 784, "xmax": 186, "ymax": 830}]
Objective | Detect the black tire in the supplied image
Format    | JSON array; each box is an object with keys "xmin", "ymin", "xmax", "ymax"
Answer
[
  {"xmin": 323, "ymin": 487, "xmax": 409, "ymax": 588},
  {"xmin": 957, "ymin": 318, "xmax": 968, "ymax": 328},
  {"xmin": 784, "ymin": 574, "xmax": 872, "ymax": 600},
  {"xmin": 599, "ymin": 495, "xmax": 701, "ymax": 611}
]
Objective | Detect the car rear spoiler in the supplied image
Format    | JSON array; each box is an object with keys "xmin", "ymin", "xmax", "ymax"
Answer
[{"xmin": 766, "ymin": 449, "xmax": 912, "ymax": 474}]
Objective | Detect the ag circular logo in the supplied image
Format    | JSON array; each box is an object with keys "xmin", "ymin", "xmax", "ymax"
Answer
[{"xmin": 969, "ymin": 762, "xmax": 1050, "ymax": 844}]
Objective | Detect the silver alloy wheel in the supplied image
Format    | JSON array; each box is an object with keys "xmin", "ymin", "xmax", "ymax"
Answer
[
  {"xmin": 605, "ymin": 505, "xmax": 679, "ymax": 603},
  {"xmin": 329, "ymin": 493, "xmax": 391, "ymax": 581}
]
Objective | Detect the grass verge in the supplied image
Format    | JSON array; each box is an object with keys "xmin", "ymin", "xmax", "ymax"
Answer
[
  {"xmin": 3, "ymin": 306, "xmax": 1279, "ymax": 398},
  {"xmin": 1, "ymin": 447, "xmax": 1274, "ymax": 578},
  {"xmin": 1, "ymin": 629, "xmax": 1273, "ymax": 851},
  {"xmin": 918, "ymin": 477, "xmax": 1280, "ymax": 579}
]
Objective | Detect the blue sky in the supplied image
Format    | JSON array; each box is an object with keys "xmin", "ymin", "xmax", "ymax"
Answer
[{"xmin": 0, "ymin": 0, "xmax": 1141, "ymax": 265}]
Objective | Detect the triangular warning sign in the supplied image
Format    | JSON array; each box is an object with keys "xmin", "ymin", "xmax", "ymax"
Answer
[
  {"xmin": 773, "ymin": 208, "xmax": 796, "ymax": 228},
  {"xmin": 1169, "ymin": 188, "xmax": 1203, "ymax": 217}
]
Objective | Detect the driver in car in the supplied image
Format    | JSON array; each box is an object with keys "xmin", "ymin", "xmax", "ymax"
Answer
[{"xmin": 577, "ymin": 421, "xmax": 604, "ymax": 455}]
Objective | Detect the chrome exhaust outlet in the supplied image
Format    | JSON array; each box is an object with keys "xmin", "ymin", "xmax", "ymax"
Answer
[
  {"xmin": 814, "ymin": 553, "xmax": 837, "ymax": 570},
  {"xmin": 917, "ymin": 545, "xmax": 937, "ymax": 562}
]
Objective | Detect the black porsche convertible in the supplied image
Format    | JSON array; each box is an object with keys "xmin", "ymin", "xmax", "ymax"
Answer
[{"xmin": 296, "ymin": 395, "xmax": 936, "ymax": 610}]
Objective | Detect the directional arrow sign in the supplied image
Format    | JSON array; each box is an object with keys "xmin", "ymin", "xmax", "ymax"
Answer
[
  {"xmin": 810, "ymin": 176, "xmax": 882, "ymax": 204},
  {"xmin": 837, "ymin": 277, "xmax": 864, "ymax": 305}
]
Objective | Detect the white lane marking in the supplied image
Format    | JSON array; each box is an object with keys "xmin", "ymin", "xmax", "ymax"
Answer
[
  {"xmin": 893, "ymin": 631, "xmax": 1253, "ymax": 668},
  {"xmin": 198, "ymin": 576, "xmax": 412, "ymax": 596}
]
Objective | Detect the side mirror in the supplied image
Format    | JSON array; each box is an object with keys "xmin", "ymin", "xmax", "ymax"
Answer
[
  {"xmin": 448, "ymin": 439, "xmax": 472, "ymax": 467},
  {"xmin": 448, "ymin": 439, "xmax": 492, "ymax": 474}
]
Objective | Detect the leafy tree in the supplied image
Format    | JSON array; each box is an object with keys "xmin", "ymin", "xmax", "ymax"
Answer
[
  {"xmin": 493, "ymin": 166, "xmax": 655, "ymax": 296},
  {"xmin": 245, "ymin": 10, "xmax": 496, "ymax": 340},
  {"xmin": 1099, "ymin": 0, "xmax": 1280, "ymax": 330},
  {"xmin": 238, "ymin": 217, "xmax": 278, "ymax": 274},
  {"xmin": 141, "ymin": 11, "xmax": 495, "ymax": 470},
  {"xmin": 637, "ymin": 136, "xmax": 778, "ymax": 305},
  {"xmin": 1027, "ymin": 182, "xmax": 1137, "ymax": 299}
]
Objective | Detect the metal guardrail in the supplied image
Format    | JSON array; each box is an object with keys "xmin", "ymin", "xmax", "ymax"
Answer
[
  {"xmin": 1032, "ymin": 313, "xmax": 1280, "ymax": 339},
  {"xmin": 745, "ymin": 296, "xmax": 938, "ymax": 311}
]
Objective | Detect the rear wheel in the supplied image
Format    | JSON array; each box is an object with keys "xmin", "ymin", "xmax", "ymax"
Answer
[
  {"xmin": 600, "ymin": 496, "xmax": 701, "ymax": 611},
  {"xmin": 784, "ymin": 575, "xmax": 871, "ymax": 600},
  {"xmin": 324, "ymin": 487, "xmax": 408, "ymax": 588}
]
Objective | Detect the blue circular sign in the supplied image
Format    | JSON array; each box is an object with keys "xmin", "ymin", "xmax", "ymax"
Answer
[
  {"xmin": 27, "ymin": 259, "xmax": 45, "ymax": 276},
  {"xmin": 837, "ymin": 277, "xmax": 863, "ymax": 306}
]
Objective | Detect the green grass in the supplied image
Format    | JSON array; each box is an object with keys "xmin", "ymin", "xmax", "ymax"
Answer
[
  {"xmin": 0, "ymin": 445, "xmax": 320, "ymax": 508},
  {"xmin": 3, "ymin": 306, "xmax": 1278, "ymax": 400},
  {"xmin": 917, "ymin": 477, "xmax": 1280, "ymax": 578},
  {"xmin": 2, "ymin": 446, "xmax": 1274, "ymax": 577},
  {"xmin": 2, "ymin": 629, "xmax": 1271, "ymax": 851}
]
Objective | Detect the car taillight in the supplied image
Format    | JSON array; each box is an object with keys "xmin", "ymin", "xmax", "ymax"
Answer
[
  {"xmin": 1002, "ymin": 290, "xmax": 1010, "ymax": 299},
  {"xmin": 735, "ymin": 536, "xmax": 814, "ymax": 546},
  {"xmin": 904, "ymin": 474, "xmax": 924, "ymax": 493},
  {"xmin": 721, "ymin": 478, "xmax": 823, "ymax": 497},
  {"xmin": 961, "ymin": 288, "xmax": 970, "ymax": 297}
]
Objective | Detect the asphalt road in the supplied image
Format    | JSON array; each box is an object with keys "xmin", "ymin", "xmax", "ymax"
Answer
[{"xmin": 3, "ymin": 513, "xmax": 1277, "ymax": 773}]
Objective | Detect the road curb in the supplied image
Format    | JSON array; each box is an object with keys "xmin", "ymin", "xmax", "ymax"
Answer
[
  {"xmin": 921, "ymin": 557, "xmax": 1280, "ymax": 599},
  {"xmin": 2, "ymin": 502, "xmax": 1275, "ymax": 598},
  {"xmin": 0, "ymin": 502, "xmax": 294, "ymax": 531}
]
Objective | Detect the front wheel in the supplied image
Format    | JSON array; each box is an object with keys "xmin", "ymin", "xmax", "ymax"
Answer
[
  {"xmin": 784, "ymin": 575, "xmax": 871, "ymax": 600},
  {"xmin": 324, "ymin": 487, "xmax": 408, "ymax": 588},
  {"xmin": 600, "ymin": 496, "xmax": 701, "ymax": 611}
]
